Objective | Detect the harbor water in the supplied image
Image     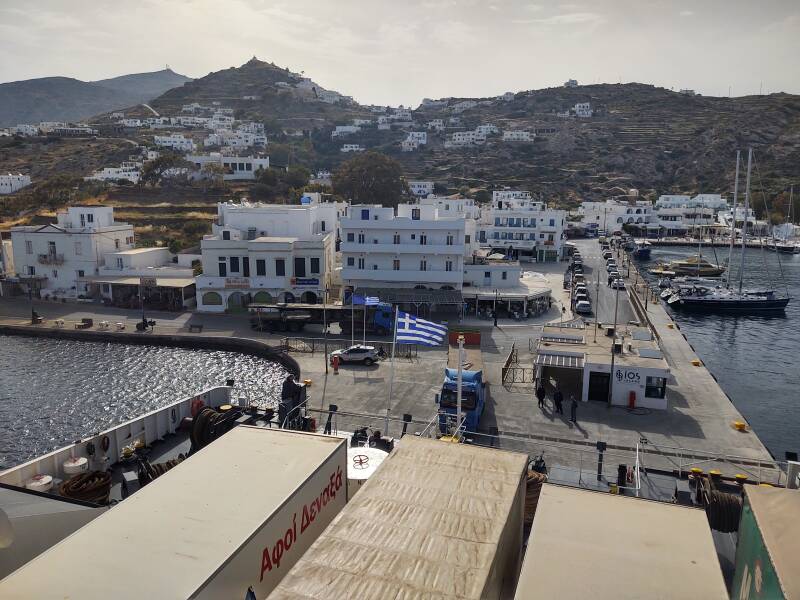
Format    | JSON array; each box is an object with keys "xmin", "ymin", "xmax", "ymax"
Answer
[
  {"xmin": 0, "ymin": 336, "xmax": 289, "ymax": 469},
  {"xmin": 642, "ymin": 245, "xmax": 799, "ymax": 459}
]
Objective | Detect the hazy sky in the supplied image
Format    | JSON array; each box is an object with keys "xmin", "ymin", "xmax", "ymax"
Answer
[{"xmin": 1, "ymin": 1, "xmax": 798, "ymax": 105}]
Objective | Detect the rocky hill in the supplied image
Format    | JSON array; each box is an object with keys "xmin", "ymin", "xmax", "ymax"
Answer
[
  {"xmin": 140, "ymin": 60, "xmax": 799, "ymax": 206},
  {"xmin": 0, "ymin": 69, "xmax": 191, "ymax": 126}
]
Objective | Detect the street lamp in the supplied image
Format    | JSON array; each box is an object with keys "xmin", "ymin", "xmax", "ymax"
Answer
[
  {"xmin": 606, "ymin": 281, "xmax": 621, "ymax": 408},
  {"xmin": 493, "ymin": 289, "xmax": 498, "ymax": 327}
]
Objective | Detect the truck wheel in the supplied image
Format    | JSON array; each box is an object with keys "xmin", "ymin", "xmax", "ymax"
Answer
[{"xmin": 363, "ymin": 358, "xmax": 374, "ymax": 366}]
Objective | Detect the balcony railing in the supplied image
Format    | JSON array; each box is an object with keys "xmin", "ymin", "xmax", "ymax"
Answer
[{"xmin": 37, "ymin": 253, "xmax": 64, "ymax": 265}]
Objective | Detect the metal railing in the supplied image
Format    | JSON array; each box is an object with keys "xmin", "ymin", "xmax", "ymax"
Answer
[{"xmin": 37, "ymin": 253, "xmax": 65, "ymax": 265}]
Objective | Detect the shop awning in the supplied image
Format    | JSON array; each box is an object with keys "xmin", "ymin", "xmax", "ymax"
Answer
[
  {"xmin": 534, "ymin": 352, "xmax": 584, "ymax": 369},
  {"xmin": 87, "ymin": 277, "xmax": 195, "ymax": 288}
]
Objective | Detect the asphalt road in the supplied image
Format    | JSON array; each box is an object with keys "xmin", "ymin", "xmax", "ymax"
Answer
[{"xmin": 571, "ymin": 239, "xmax": 636, "ymax": 325}]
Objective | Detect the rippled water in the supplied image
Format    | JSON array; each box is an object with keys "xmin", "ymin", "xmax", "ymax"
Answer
[
  {"xmin": 641, "ymin": 245, "xmax": 799, "ymax": 459},
  {"xmin": 0, "ymin": 336, "xmax": 289, "ymax": 469}
]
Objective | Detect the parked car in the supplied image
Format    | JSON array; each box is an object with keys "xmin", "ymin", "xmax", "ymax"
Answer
[
  {"xmin": 606, "ymin": 263, "xmax": 618, "ymax": 272},
  {"xmin": 330, "ymin": 345, "xmax": 379, "ymax": 366},
  {"xmin": 611, "ymin": 279, "xmax": 626, "ymax": 290},
  {"xmin": 602, "ymin": 251, "xmax": 613, "ymax": 260},
  {"xmin": 574, "ymin": 300, "xmax": 592, "ymax": 314},
  {"xmin": 573, "ymin": 284, "xmax": 588, "ymax": 295},
  {"xmin": 607, "ymin": 271, "xmax": 620, "ymax": 284},
  {"xmin": 574, "ymin": 293, "xmax": 590, "ymax": 304}
]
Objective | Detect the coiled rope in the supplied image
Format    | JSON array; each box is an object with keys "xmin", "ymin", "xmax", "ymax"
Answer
[{"xmin": 59, "ymin": 471, "xmax": 112, "ymax": 505}]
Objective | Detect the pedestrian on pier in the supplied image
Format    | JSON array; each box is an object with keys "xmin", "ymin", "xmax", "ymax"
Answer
[
  {"xmin": 570, "ymin": 395, "xmax": 578, "ymax": 423},
  {"xmin": 553, "ymin": 386, "xmax": 564, "ymax": 415},
  {"xmin": 536, "ymin": 383, "xmax": 546, "ymax": 409}
]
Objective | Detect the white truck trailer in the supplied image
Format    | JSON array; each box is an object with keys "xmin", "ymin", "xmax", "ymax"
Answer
[{"xmin": 0, "ymin": 426, "xmax": 347, "ymax": 599}]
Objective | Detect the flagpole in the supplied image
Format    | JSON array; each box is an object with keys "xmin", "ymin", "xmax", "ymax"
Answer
[
  {"xmin": 363, "ymin": 301, "xmax": 367, "ymax": 346},
  {"xmin": 350, "ymin": 288, "xmax": 355, "ymax": 347},
  {"xmin": 385, "ymin": 305, "xmax": 399, "ymax": 433}
]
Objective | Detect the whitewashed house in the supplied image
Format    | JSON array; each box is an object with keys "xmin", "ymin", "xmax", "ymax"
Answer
[
  {"xmin": 446, "ymin": 131, "xmax": 486, "ymax": 147},
  {"xmin": 195, "ymin": 201, "xmax": 337, "ymax": 311},
  {"xmin": 341, "ymin": 144, "xmax": 364, "ymax": 153},
  {"xmin": 154, "ymin": 134, "xmax": 196, "ymax": 153},
  {"xmin": 352, "ymin": 119, "xmax": 373, "ymax": 127},
  {"xmin": 339, "ymin": 204, "xmax": 466, "ymax": 293},
  {"xmin": 579, "ymin": 199, "xmax": 657, "ymax": 234},
  {"xmin": 85, "ymin": 163, "xmax": 141, "ymax": 185},
  {"xmin": 574, "ymin": 103, "xmax": 593, "ymax": 117},
  {"xmin": 331, "ymin": 125, "xmax": 360, "ymax": 138},
  {"xmin": 564, "ymin": 79, "xmax": 579, "ymax": 88},
  {"xmin": 475, "ymin": 125, "xmax": 499, "ymax": 136},
  {"xmin": 426, "ymin": 119, "xmax": 445, "ymax": 132},
  {"xmin": 451, "ymin": 100, "xmax": 478, "ymax": 113},
  {"xmin": 11, "ymin": 124, "xmax": 39, "ymax": 136},
  {"xmin": 408, "ymin": 181, "xmax": 435, "ymax": 197},
  {"xmin": 502, "ymin": 130, "xmax": 532, "ymax": 142},
  {"xmin": 10, "ymin": 206, "xmax": 135, "ymax": 298},
  {"xmin": 479, "ymin": 193, "xmax": 567, "ymax": 261},
  {"xmin": 0, "ymin": 174, "xmax": 32, "ymax": 195},
  {"xmin": 185, "ymin": 153, "xmax": 269, "ymax": 181}
]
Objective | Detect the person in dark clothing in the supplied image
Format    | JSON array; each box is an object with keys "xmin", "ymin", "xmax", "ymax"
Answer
[
  {"xmin": 535, "ymin": 384, "xmax": 546, "ymax": 409},
  {"xmin": 553, "ymin": 386, "xmax": 564, "ymax": 415},
  {"xmin": 570, "ymin": 395, "xmax": 578, "ymax": 423},
  {"xmin": 279, "ymin": 374, "xmax": 300, "ymax": 427}
]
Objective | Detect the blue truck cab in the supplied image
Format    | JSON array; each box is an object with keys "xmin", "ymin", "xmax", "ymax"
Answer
[{"xmin": 437, "ymin": 344, "xmax": 485, "ymax": 433}]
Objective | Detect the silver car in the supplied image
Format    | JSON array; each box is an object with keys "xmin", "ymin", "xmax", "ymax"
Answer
[{"xmin": 330, "ymin": 345, "xmax": 379, "ymax": 366}]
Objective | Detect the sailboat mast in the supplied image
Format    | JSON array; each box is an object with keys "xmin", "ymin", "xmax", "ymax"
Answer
[
  {"xmin": 739, "ymin": 148, "xmax": 753, "ymax": 295},
  {"xmin": 727, "ymin": 151, "xmax": 740, "ymax": 288}
]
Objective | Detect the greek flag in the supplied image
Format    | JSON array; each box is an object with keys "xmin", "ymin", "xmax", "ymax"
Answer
[{"xmin": 395, "ymin": 311, "xmax": 447, "ymax": 346}]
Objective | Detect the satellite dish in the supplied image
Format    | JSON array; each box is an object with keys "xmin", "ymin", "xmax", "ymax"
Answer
[{"xmin": 0, "ymin": 508, "xmax": 14, "ymax": 548}]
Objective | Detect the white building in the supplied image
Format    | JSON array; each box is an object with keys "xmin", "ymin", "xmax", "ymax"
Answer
[
  {"xmin": 579, "ymin": 199, "xmax": 657, "ymax": 234},
  {"xmin": 341, "ymin": 144, "xmax": 364, "ymax": 153},
  {"xmin": 564, "ymin": 79, "xmax": 579, "ymax": 88},
  {"xmin": 0, "ymin": 174, "xmax": 32, "ymax": 195},
  {"xmin": 407, "ymin": 131, "xmax": 427, "ymax": 144},
  {"xmin": 154, "ymin": 134, "xmax": 196, "ymax": 153},
  {"xmin": 10, "ymin": 206, "xmax": 135, "ymax": 298},
  {"xmin": 119, "ymin": 119, "xmax": 142, "ymax": 128},
  {"xmin": 89, "ymin": 247, "xmax": 196, "ymax": 308},
  {"xmin": 85, "ymin": 163, "xmax": 141, "ymax": 185},
  {"xmin": 339, "ymin": 204, "xmax": 466, "ymax": 292},
  {"xmin": 451, "ymin": 100, "xmax": 477, "ymax": 113},
  {"xmin": 574, "ymin": 102, "xmax": 593, "ymax": 117},
  {"xmin": 447, "ymin": 131, "xmax": 485, "ymax": 147},
  {"xmin": 185, "ymin": 153, "xmax": 269, "ymax": 181},
  {"xmin": 310, "ymin": 170, "xmax": 333, "ymax": 187},
  {"xmin": 479, "ymin": 193, "xmax": 567, "ymax": 261},
  {"xmin": 11, "ymin": 124, "xmax": 38, "ymax": 136},
  {"xmin": 408, "ymin": 181, "xmax": 435, "ymax": 197},
  {"xmin": 502, "ymin": 130, "xmax": 533, "ymax": 142},
  {"xmin": 0, "ymin": 236, "xmax": 14, "ymax": 281},
  {"xmin": 352, "ymin": 119, "xmax": 373, "ymax": 127},
  {"xmin": 426, "ymin": 119, "xmax": 445, "ymax": 132},
  {"xmin": 417, "ymin": 195, "xmax": 481, "ymax": 256},
  {"xmin": 331, "ymin": 125, "xmax": 360, "ymax": 138},
  {"xmin": 475, "ymin": 125, "xmax": 499, "ymax": 136},
  {"xmin": 203, "ymin": 130, "xmax": 267, "ymax": 149},
  {"xmin": 195, "ymin": 201, "xmax": 337, "ymax": 312},
  {"xmin": 502, "ymin": 92, "xmax": 515, "ymax": 102}
]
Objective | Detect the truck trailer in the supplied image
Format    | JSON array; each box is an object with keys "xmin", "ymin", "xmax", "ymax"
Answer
[
  {"xmin": 0, "ymin": 427, "xmax": 348, "ymax": 600},
  {"xmin": 249, "ymin": 302, "xmax": 394, "ymax": 335},
  {"xmin": 437, "ymin": 341, "xmax": 486, "ymax": 432},
  {"xmin": 271, "ymin": 436, "xmax": 529, "ymax": 599}
]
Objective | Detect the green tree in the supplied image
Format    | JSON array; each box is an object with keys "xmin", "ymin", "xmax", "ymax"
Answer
[
  {"xmin": 332, "ymin": 152, "xmax": 409, "ymax": 207},
  {"xmin": 140, "ymin": 153, "xmax": 190, "ymax": 187},
  {"xmin": 473, "ymin": 190, "xmax": 491, "ymax": 204}
]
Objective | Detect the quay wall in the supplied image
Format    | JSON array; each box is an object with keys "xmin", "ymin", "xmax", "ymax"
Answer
[{"xmin": 0, "ymin": 325, "xmax": 300, "ymax": 377}]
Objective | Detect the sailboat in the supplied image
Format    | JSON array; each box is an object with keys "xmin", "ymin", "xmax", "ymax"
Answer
[
  {"xmin": 666, "ymin": 149, "xmax": 791, "ymax": 313},
  {"xmin": 764, "ymin": 186, "xmax": 800, "ymax": 254}
]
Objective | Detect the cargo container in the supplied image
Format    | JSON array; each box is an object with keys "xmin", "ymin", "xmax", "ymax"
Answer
[
  {"xmin": 0, "ymin": 426, "xmax": 347, "ymax": 599},
  {"xmin": 514, "ymin": 484, "xmax": 727, "ymax": 599},
  {"xmin": 731, "ymin": 485, "xmax": 800, "ymax": 600},
  {"xmin": 271, "ymin": 436, "xmax": 528, "ymax": 599}
]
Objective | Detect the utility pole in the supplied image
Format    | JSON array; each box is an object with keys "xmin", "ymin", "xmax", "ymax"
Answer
[
  {"xmin": 456, "ymin": 335, "xmax": 464, "ymax": 434},
  {"xmin": 323, "ymin": 286, "xmax": 328, "ymax": 374},
  {"xmin": 493, "ymin": 289, "xmax": 498, "ymax": 327},
  {"xmin": 606, "ymin": 283, "xmax": 621, "ymax": 408}
]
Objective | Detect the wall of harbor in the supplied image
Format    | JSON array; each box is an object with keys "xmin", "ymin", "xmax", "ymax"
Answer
[{"xmin": 0, "ymin": 325, "xmax": 300, "ymax": 377}]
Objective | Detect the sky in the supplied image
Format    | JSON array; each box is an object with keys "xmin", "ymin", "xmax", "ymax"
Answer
[{"xmin": 1, "ymin": 0, "xmax": 799, "ymax": 106}]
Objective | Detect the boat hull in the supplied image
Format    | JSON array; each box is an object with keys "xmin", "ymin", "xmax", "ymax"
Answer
[{"xmin": 669, "ymin": 297, "xmax": 791, "ymax": 312}]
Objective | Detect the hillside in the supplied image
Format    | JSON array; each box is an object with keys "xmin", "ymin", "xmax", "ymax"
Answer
[
  {"xmin": 143, "ymin": 61, "xmax": 799, "ymax": 206},
  {"xmin": 0, "ymin": 69, "xmax": 191, "ymax": 126}
]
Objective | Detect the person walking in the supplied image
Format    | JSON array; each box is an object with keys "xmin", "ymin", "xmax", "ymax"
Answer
[
  {"xmin": 553, "ymin": 386, "xmax": 564, "ymax": 415},
  {"xmin": 570, "ymin": 395, "xmax": 578, "ymax": 423},
  {"xmin": 536, "ymin": 383, "xmax": 546, "ymax": 409}
]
